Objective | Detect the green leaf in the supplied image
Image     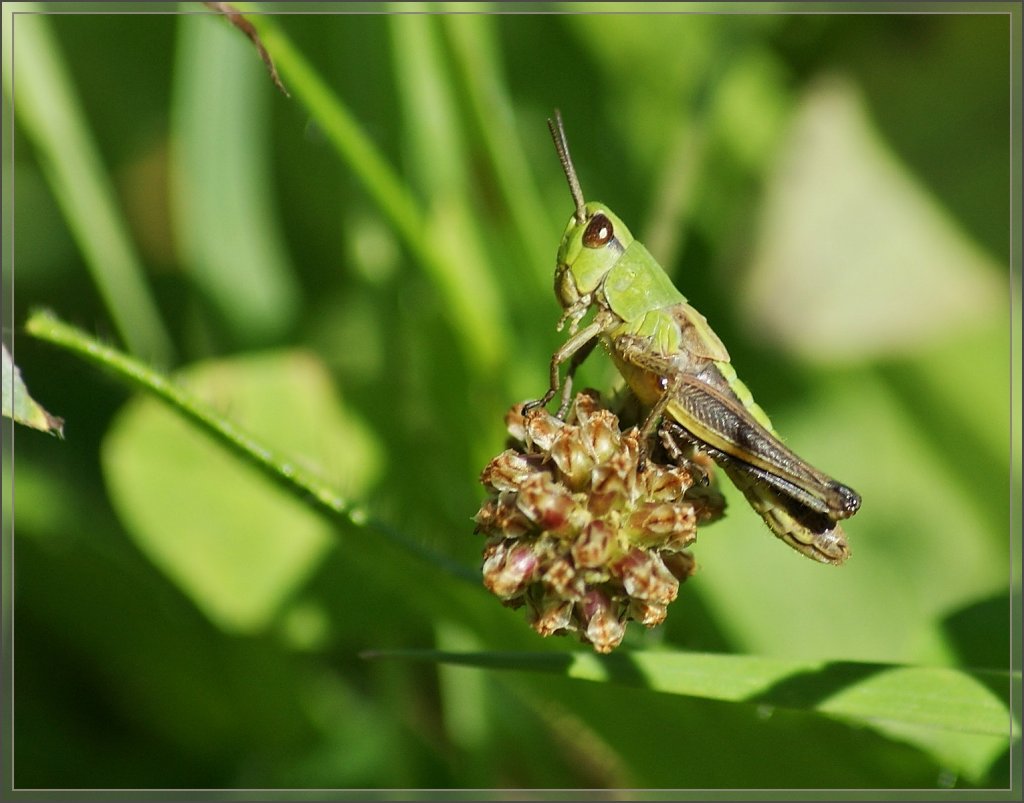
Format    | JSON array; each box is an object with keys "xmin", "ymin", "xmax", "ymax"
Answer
[
  {"xmin": 101, "ymin": 350, "xmax": 382, "ymax": 632},
  {"xmin": 1, "ymin": 343, "xmax": 63, "ymax": 436}
]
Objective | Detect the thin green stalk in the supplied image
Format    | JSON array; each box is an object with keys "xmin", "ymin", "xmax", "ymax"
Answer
[
  {"xmin": 25, "ymin": 309, "xmax": 478, "ymax": 585},
  {"xmin": 441, "ymin": 11, "xmax": 555, "ymax": 284},
  {"xmin": 236, "ymin": 9, "xmax": 508, "ymax": 374}
]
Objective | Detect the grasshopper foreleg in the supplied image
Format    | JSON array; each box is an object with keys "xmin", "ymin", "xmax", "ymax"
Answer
[
  {"xmin": 524, "ymin": 314, "xmax": 614, "ymax": 418},
  {"xmin": 556, "ymin": 336, "xmax": 599, "ymax": 417}
]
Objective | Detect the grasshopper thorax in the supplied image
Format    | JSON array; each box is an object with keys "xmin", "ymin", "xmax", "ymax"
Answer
[{"xmin": 554, "ymin": 201, "xmax": 635, "ymax": 311}]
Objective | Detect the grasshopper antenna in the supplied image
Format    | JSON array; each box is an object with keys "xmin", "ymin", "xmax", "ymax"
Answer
[{"xmin": 548, "ymin": 110, "xmax": 586, "ymax": 224}]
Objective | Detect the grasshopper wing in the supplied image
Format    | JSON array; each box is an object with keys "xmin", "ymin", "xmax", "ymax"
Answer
[{"xmin": 664, "ymin": 373, "xmax": 860, "ymax": 521}]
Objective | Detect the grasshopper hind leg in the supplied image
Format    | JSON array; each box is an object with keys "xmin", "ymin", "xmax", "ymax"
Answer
[
  {"xmin": 701, "ymin": 443, "xmax": 852, "ymax": 564},
  {"xmin": 723, "ymin": 462, "xmax": 851, "ymax": 564},
  {"xmin": 612, "ymin": 333, "xmax": 677, "ymax": 433},
  {"xmin": 659, "ymin": 421, "xmax": 850, "ymax": 564}
]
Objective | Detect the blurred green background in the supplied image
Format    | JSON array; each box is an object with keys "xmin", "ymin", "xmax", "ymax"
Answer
[{"xmin": 3, "ymin": 2, "xmax": 1020, "ymax": 791}]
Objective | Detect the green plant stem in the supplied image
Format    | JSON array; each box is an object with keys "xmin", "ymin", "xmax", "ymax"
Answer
[
  {"xmin": 25, "ymin": 309, "xmax": 478, "ymax": 585},
  {"xmin": 441, "ymin": 11, "xmax": 554, "ymax": 281},
  {"xmin": 236, "ymin": 9, "xmax": 508, "ymax": 375}
]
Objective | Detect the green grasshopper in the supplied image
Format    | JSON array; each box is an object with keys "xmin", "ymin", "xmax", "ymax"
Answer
[{"xmin": 524, "ymin": 111, "xmax": 860, "ymax": 564}]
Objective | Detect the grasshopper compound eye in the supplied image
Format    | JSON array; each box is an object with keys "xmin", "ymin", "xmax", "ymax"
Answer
[{"xmin": 583, "ymin": 213, "xmax": 614, "ymax": 248}]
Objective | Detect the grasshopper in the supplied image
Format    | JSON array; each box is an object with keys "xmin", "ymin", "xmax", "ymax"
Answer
[{"xmin": 524, "ymin": 111, "xmax": 860, "ymax": 564}]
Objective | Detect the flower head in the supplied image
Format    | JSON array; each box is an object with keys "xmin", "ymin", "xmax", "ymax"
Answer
[{"xmin": 475, "ymin": 392, "xmax": 725, "ymax": 652}]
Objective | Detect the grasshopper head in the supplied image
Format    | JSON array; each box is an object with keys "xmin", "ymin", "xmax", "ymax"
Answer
[
  {"xmin": 554, "ymin": 202, "xmax": 635, "ymax": 310},
  {"xmin": 547, "ymin": 112, "xmax": 635, "ymax": 311}
]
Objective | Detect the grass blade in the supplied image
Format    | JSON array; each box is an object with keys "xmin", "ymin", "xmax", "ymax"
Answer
[
  {"xmin": 239, "ymin": 9, "xmax": 509, "ymax": 374},
  {"xmin": 5, "ymin": 8, "xmax": 173, "ymax": 363},
  {"xmin": 170, "ymin": 13, "xmax": 301, "ymax": 344},
  {"xmin": 370, "ymin": 648, "xmax": 1020, "ymax": 738}
]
